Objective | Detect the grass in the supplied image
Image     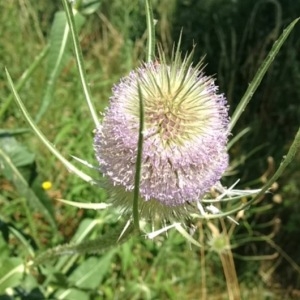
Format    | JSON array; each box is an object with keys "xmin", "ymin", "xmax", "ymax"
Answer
[{"xmin": 1, "ymin": 0, "xmax": 300, "ymax": 299}]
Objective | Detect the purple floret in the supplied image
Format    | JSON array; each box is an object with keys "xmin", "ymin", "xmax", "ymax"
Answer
[{"xmin": 94, "ymin": 59, "xmax": 229, "ymax": 215}]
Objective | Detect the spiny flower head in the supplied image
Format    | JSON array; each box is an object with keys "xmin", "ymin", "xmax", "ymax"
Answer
[{"xmin": 94, "ymin": 47, "xmax": 230, "ymax": 220}]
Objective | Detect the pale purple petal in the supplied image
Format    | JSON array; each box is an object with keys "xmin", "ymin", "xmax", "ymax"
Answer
[{"xmin": 94, "ymin": 59, "xmax": 229, "ymax": 215}]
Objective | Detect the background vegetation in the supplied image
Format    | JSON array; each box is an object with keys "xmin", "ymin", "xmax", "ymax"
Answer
[{"xmin": 1, "ymin": 0, "xmax": 300, "ymax": 299}]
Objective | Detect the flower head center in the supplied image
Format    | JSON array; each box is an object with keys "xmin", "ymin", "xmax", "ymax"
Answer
[{"xmin": 146, "ymin": 94, "xmax": 185, "ymax": 143}]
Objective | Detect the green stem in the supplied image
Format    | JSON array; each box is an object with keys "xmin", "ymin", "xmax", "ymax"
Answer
[
  {"xmin": 132, "ymin": 84, "xmax": 144, "ymax": 232},
  {"xmin": 145, "ymin": 0, "xmax": 155, "ymax": 62},
  {"xmin": 61, "ymin": 0, "xmax": 99, "ymax": 128},
  {"xmin": 33, "ymin": 220, "xmax": 133, "ymax": 265}
]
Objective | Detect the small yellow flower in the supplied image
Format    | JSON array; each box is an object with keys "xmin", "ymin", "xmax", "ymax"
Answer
[{"xmin": 42, "ymin": 181, "xmax": 52, "ymax": 190}]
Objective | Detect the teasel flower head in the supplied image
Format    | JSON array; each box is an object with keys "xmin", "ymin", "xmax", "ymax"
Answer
[{"xmin": 94, "ymin": 46, "xmax": 230, "ymax": 220}]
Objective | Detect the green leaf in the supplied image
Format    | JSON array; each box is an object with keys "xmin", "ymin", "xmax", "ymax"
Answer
[
  {"xmin": 0, "ymin": 135, "xmax": 35, "ymax": 167},
  {"xmin": 0, "ymin": 147, "xmax": 56, "ymax": 229},
  {"xmin": 230, "ymin": 17, "xmax": 300, "ymax": 131},
  {"xmin": 0, "ymin": 257, "xmax": 24, "ymax": 293},
  {"xmin": 52, "ymin": 218, "xmax": 101, "ymax": 272},
  {"xmin": 69, "ymin": 252, "xmax": 115, "ymax": 289},
  {"xmin": 54, "ymin": 251, "xmax": 115, "ymax": 299},
  {"xmin": 35, "ymin": 10, "xmax": 86, "ymax": 123}
]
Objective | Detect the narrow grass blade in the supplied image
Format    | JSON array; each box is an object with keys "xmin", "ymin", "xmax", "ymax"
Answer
[
  {"xmin": 8, "ymin": 226, "xmax": 36, "ymax": 258},
  {"xmin": 61, "ymin": 0, "xmax": 99, "ymax": 128},
  {"xmin": 0, "ymin": 45, "xmax": 49, "ymax": 119},
  {"xmin": 230, "ymin": 18, "xmax": 300, "ymax": 131},
  {"xmin": 227, "ymin": 127, "xmax": 251, "ymax": 150},
  {"xmin": 5, "ymin": 69, "xmax": 98, "ymax": 186},
  {"xmin": 35, "ymin": 11, "xmax": 85, "ymax": 123}
]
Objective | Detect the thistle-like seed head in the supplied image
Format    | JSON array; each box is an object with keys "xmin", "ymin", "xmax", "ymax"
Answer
[{"xmin": 94, "ymin": 47, "xmax": 230, "ymax": 220}]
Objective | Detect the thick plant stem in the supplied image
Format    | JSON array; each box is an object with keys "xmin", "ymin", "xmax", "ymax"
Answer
[
  {"xmin": 145, "ymin": 0, "xmax": 155, "ymax": 62},
  {"xmin": 220, "ymin": 249, "xmax": 241, "ymax": 300},
  {"xmin": 132, "ymin": 84, "xmax": 144, "ymax": 232}
]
